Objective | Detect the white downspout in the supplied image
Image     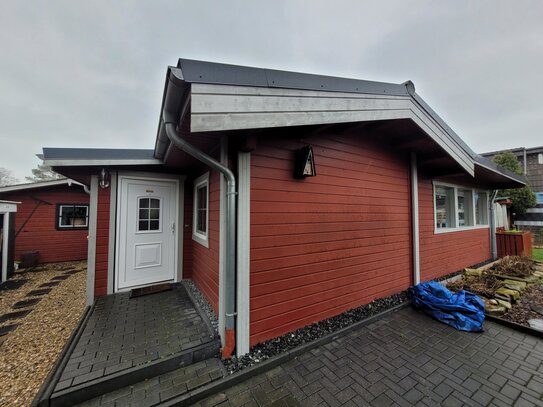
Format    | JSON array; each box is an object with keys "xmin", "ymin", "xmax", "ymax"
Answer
[{"xmin": 411, "ymin": 152, "xmax": 421, "ymax": 285}]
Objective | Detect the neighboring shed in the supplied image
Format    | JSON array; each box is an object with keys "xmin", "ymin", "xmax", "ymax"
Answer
[
  {"xmin": 481, "ymin": 146, "xmax": 543, "ymax": 244},
  {"xmin": 43, "ymin": 59, "xmax": 525, "ymax": 357},
  {"xmin": 0, "ymin": 179, "xmax": 90, "ymax": 264},
  {"xmin": 0, "ymin": 200, "xmax": 18, "ymax": 282}
]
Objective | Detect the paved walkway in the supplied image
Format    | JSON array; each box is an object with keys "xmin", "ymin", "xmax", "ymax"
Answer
[
  {"xmin": 55, "ymin": 284, "xmax": 216, "ymax": 393},
  {"xmin": 193, "ymin": 307, "xmax": 543, "ymax": 407}
]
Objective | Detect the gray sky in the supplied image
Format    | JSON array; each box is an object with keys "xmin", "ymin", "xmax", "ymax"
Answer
[{"xmin": 1, "ymin": 0, "xmax": 542, "ymax": 181}]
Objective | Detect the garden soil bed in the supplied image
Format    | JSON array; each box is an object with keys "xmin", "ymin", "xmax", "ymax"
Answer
[
  {"xmin": 500, "ymin": 285, "xmax": 543, "ymax": 327},
  {"xmin": 0, "ymin": 261, "xmax": 86, "ymax": 407}
]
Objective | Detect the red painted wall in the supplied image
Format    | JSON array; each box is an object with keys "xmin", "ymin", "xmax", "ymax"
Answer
[
  {"xmin": 94, "ymin": 186, "xmax": 111, "ymax": 297},
  {"xmin": 187, "ymin": 171, "xmax": 221, "ymax": 313},
  {"xmin": 249, "ymin": 134, "xmax": 413, "ymax": 346},
  {"xmin": 0, "ymin": 185, "xmax": 89, "ymax": 264},
  {"xmin": 418, "ymin": 177, "xmax": 491, "ymax": 281}
]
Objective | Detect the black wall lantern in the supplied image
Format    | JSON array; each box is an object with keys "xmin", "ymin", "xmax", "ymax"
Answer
[{"xmin": 294, "ymin": 145, "xmax": 316, "ymax": 179}]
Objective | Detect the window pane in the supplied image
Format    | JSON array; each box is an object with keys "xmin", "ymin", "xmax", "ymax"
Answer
[
  {"xmin": 150, "ymin": 198, "xmax": 160, "ymax": 209},
  {"xmin": 475, "ymin": 192, "xmax": 488, "ymax": 225},
  {"xmin": 149, "ymin": 209, "xmax": 160, "ymax": 220},
  {"xmin": 435, "ymin": 186, "xmax": 455, "ymax": 228},
  {"xmin": 140, "ymin": 198, "xmax": 150, "ymax": 208},
  {"xmin": 197, "ymin": 209, "xmax": 207, "ymax": 233},
  {"xmin": 139, "ymin": 220, "xmax": 149, "ymax": 231},
  {"xmin": 149, "ymin": 220, "xmax": 159, "ymax": 231},
  {"xmin": 139, "ymin": 209, "xmax": 149, "ymax": 221},
  {"xmin": 458, "ymin": 189, "xmax": 474, "ymax": 226},
  {"xmin": 197, "ymin": 186, "xmax": 207, "ymax": 210}
]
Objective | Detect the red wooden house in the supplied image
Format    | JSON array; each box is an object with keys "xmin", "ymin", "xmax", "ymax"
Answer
[
  {"xmin": 0, "ymin": 179, "xmax": 90, "ymax": 265},
  {"xmin": 42, "ymin": 59, "xmax": 525, "ymax": 357}
]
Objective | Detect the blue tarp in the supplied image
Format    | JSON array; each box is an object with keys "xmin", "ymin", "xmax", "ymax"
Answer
[{"xmin": 408, "ymin": 281, "xmax": 485, "ymax": 332}]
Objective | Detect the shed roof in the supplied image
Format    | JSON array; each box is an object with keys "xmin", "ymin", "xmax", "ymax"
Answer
[{"xmin": 0, "ymin": 178, "xmax": 87, "ymax": 194}]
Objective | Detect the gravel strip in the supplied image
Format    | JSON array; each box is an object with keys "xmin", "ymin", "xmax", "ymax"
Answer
[
  {"xmin": 183, "ymin": 280, "xmax": 219, "ymax": 335},
  {"xmin": 0, "ymin": 261, "xmax": 86, "ymax": 407},
  {"xmin": 223, "ymin": 291, "xmax": 408, "ymax": 374}
]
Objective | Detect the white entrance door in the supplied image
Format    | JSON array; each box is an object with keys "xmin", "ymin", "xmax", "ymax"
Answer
[{"xmin": 117, "ymin": 177, "xmax": 178, "ymax": 290}]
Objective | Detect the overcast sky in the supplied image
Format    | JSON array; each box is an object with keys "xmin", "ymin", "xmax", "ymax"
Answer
[{"xmin": 1, "ymin": 1, "xmax": 542, "ymax": 181}]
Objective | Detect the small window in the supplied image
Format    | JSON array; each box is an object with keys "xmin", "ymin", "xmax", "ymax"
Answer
[
  {"xmin": 57, "ymin": 205, "xmax": 89, "ymax": 229},
  {"xmin": 457, "ymin": 189, "xmax": 474, "ymax": 226},
  {"xmin": 192, "ymin": 173, "xmax": 209, "ymax": 247},
  {"xmin": 475, "ymin": 192, "xmax": 488, "ymax": 225},
  {"xmin": 137, "ymin": 197, "xmax": 161, "ymax": 232},
  {"xmin": 538, "ymin": 153, "xmax": 543, "ymax": 165},
  {"xmin": 434, "ymin": 183, "xmax": 490, "ymax": 232},
  {"xmin": 435, "ymin": 186, "xmax": 455, "ymax": 229}
]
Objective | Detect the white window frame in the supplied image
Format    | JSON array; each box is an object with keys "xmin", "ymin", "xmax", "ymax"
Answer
[
  {"xmin": 57, "ymin": 204, "xmax": 89, "ymax": 229},
  {"xmin": 433, "ymin": 181, "xmax": 490, "ymax": 234},
  {"xmin": 192, "ymin": 172, "xmax": 210, "ymax": 247}
]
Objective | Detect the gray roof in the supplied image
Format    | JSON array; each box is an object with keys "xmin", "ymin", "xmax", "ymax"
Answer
[
  {"xmin": 155, "ymin": 58, "xmax": 525, "ymax": 186},
  {"xmin": 175, "ymin": 58, "xmax": 412, "ymax": 96}
]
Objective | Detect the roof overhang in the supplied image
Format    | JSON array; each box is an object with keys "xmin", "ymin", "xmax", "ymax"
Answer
[
  {"xmin": 41, "ymin": 148, "xmax": 162, "ymax": 167},
  {"xmin": 0, "ymin": 178, "xmax": 88, "ymax": 194},
  {"xmin": 41, "ymin": 148, "xmax": 165, "ymax": 185},
  {"xmin": 155, "ymin": 59, "xmax": 484, "ymax": 177}
]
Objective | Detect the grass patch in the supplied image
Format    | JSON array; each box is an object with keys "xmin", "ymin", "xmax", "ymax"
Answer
[{"xmin": 533, "ymin": 248, "xmax": 543, "ymax": 262}]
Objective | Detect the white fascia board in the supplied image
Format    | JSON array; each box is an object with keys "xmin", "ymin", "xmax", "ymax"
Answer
[
  {"xmin": 0, "ymin": 179, "xmax": 70, "ymax": 193},
  {"xmin": 44, "ymin": 159, "xmax": 163, "ymax": 167},
  {"xmin": 190, "ymin": 84, "xmax": 474, "ymax": 176}
]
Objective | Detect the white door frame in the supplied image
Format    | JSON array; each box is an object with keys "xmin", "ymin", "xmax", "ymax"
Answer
[{"xmin": 114, "ymin": 173, "xmax": 184, "ymax": 292}]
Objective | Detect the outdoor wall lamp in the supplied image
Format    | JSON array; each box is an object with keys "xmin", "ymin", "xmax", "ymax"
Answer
[
  {"xmin": 294, "ymin": 145, "xmax": 317, "ymax": 179},
  {"xmin": 99, "ymin": 168, "xmax": 110, "ymax": 189}
]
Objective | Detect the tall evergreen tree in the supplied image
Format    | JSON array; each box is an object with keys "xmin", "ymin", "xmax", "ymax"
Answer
[{"xmin": 25, "ymin": 163, "xmax": 64, "ymax": 182}]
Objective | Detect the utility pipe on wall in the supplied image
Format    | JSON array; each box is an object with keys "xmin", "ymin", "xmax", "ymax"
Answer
[
  {"xmin": 489, "ymin": 190, "xmax": 499, "ymax": 260},
  {"xmin": 164, "ymin": 122, "xmax": 237, "ymax": 358}
]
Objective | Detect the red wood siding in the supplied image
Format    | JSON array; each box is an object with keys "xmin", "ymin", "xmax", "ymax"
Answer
[
  {"xmin": 249, "ymin": 134, "xmax": 412, "ymax": 346},
  {"xmin": 0, "ymin": 186, "xmax": 89, "ymax": 264},
  {"xmin": 418, "ymin": 177, "xmax": 491, "ymax": 281},
  {"xmin": 188, "ymin": 171, "xmax": 221, "ymax": 313},
  {"xmin": 94, "ymin": 187, "xmax": 111, "ymax": 297}
]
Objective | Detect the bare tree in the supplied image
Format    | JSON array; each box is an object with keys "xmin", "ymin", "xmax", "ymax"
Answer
[{"xmin": 0, "ymin": 167, "xmax": 19, "ymax": 186}]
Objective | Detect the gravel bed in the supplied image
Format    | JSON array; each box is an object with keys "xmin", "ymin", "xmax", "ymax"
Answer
[
  {"xmin": 183, "ymin": 280, "xmax": 219, "ymax": 335},
  {"xmin": 223, "ymin": 291, "xmax": 408, "ymax": 374},
  {"xmin": 0, "ymin": 261, "xmax": 86, "ymax": 407}
]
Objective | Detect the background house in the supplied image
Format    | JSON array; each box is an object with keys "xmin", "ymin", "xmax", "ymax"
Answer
[
  {"xmin": 481, "ymin": 146, "xmax": 543, "ymax": 245},
  {"xmin": 0, "ymin": 179, "xmax": 90, "ymax": 265}
]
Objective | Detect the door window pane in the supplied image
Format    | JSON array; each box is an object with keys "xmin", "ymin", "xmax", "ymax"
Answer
[{"xmin": 137, "ymin": 198, "xmax": 161, "ymax": 232}]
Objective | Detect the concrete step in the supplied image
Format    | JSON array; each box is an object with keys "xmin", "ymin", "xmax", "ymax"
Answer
[
  {"xmin": 48, "ymin": 339, "xmax": 221, "ymax": 407},
  {"xmin": 74, "ymin": 358, "xmax": 226, "ymax": 407}
]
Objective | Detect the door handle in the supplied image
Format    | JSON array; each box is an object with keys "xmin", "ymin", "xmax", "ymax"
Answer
[{"xmin": 171, "ymin": 222, "xmax": 175, "ymax": 234}]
